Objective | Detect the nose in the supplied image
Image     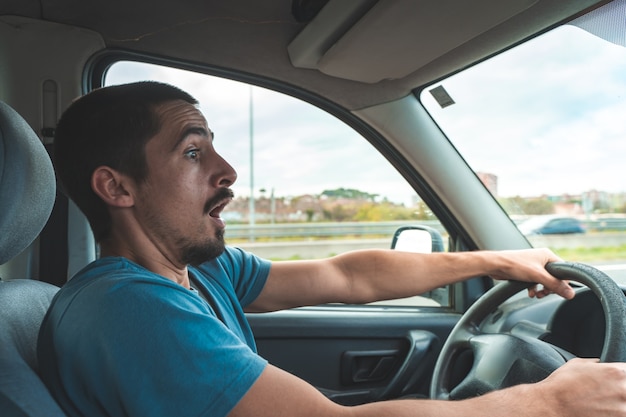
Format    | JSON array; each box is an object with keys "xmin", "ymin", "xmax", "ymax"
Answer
[{"xmin": 210, "ymin": 152, "xmax": 237, "ymax": 188}]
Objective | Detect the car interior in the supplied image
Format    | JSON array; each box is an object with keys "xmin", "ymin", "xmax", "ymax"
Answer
[{"xmin": 1, "ymin": 0, "xmax": 625, "ymax": 415}]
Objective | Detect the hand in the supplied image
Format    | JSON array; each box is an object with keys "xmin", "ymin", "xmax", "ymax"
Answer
[
  {"xmin": 535, "ymin": 358, "xmax": 626, "ymax": 417},
  {"xmin": 488, "ymin": 248, "xmax": 575, "ymax": 300}
]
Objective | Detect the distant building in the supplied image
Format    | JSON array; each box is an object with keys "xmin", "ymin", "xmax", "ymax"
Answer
[{"xmin": 477, "ymin": 172, "xmax": 498, "ymax": 197}]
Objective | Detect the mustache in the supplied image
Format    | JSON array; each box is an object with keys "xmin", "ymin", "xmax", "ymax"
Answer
[{"xmin": 203, "ymin": 188, "xmax": 234, "ymax": 214}]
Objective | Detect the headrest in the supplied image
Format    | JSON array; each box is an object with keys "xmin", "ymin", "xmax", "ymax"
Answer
[{"xmin": 0, "ymin": 102, "xmax": 56, "ymax": 264}]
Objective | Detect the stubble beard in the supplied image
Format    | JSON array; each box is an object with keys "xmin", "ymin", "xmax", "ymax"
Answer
[
  {"xmin": 180, "ymin": 187, "xmax": 234, "ymax": 266},
  {"xmin": 179, "ymin": 228, "xmax": 226, "ymax": 267}
]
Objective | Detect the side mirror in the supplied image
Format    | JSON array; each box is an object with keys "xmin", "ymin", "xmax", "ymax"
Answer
[
  {"xmin": 391, "ymin": 226, "xmax": 449, "ymax": 306},
  {"xmin": 391, "ymin": 225, "xmax": 445, "ymax": 253}
]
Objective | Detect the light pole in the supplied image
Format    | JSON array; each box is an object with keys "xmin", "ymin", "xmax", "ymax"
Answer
[
  {"xmin": 270, "ymin": 187, "xmax": 275, "ymax": 224},
  {"xmin": 248, "ymin": 86, "xmax": 255, "ymax": 241}
]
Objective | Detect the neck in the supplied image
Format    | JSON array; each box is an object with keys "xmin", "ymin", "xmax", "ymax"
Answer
[{"xmin": 99, "ymin": 238, "xmax": 192, "ymax": 289}]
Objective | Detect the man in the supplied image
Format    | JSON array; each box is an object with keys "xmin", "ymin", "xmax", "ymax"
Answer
[{"xmin": 38, "ymin": 81, "xmax": 626, "ymax": 417}]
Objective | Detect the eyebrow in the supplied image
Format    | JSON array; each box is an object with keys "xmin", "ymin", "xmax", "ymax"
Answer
[{"xmin": 170, "ymin": 126, "xmax": 214, "ymax": 152}]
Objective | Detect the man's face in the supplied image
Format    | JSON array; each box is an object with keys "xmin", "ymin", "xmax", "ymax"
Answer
[{"xmin": 132, "ymin": 99, "xmax": 237, "ymax": 266}]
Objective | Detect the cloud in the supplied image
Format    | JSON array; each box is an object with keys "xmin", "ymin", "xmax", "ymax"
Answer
[{"xmin": 422, "ymin": 25, "xmax": 626, "ymax": 197}]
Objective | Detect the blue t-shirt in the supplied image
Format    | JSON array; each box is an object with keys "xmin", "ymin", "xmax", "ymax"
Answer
[{"xmin": 38, "ymin": 246, "xmax": 271, "ymax": 417}]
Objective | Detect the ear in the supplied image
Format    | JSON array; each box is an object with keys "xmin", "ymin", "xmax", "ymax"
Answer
[{"xmin": 91, "ymin": 166, "xmax": 135, "ymax": 208}]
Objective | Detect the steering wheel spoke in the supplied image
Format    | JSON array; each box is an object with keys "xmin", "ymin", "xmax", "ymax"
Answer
[{"xmin": 449, "ymin": 333, "xmax": 567, "ymax": 399}]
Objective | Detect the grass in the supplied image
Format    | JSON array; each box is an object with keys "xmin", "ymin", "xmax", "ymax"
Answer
[
  {"xmin": 229, "ymin": 235, "xmax": 626, "ymax": 263},
  {"xmin": 553, "ymin": 245, "xmax": 626, "ymax": 262}
]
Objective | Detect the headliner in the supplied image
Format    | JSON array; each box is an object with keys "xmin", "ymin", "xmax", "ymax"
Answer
[{"xmin": 0, "ymin": 0, "xmax": 608, "ymax": 110}]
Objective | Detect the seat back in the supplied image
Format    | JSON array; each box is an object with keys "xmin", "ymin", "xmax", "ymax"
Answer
[
  {"xmin": 0, "ymin": 280, "xmax": 66, "ymax": 416},
  {"xmin": 0, "ymin": 101, "xmax": 67, "ymax": 416}
]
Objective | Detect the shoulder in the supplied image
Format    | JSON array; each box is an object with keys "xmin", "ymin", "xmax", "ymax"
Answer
[{"xmin": 54, "ymin": 257, "xmax": 205, "ymax": 316}]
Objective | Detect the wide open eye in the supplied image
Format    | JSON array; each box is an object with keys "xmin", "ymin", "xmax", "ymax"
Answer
[{"xmin": 184, "ymin": 148, "xmax": 200, "ymax": 160}]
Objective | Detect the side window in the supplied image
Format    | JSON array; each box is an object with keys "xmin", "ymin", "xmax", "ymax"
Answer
[{"xmin": 104, "ymin": 61, "xmax": 450, "ymax": 307}]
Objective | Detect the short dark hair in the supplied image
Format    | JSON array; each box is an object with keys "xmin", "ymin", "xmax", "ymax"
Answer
[{"xmin": 54, "ymin": 81, "xmax": 198, "ymax": 242}]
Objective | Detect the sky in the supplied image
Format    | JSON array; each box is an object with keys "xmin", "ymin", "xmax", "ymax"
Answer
[
  {"xmin": 422, "ymin": 24, "xmax": 626, "ymax": 198},
  {"xmin": 106, "ymin": 21, "xmax": 626, "ymax": 204}
]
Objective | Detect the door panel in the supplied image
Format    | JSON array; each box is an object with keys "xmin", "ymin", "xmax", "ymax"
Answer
[{"xmin": 248, "ymin": 307, "xmax": 460, "ymax": 404}]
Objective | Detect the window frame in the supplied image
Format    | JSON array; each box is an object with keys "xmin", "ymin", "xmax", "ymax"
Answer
[{"xmin": 84, "ymin": 51, "xmax": 494, "ymax": 312}]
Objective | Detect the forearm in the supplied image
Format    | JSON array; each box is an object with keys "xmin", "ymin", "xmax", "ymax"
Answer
[
  {"xmin": 331, "ymin": 247, "xmax": 573, "ymax": 304},
  {"xmin": 349, "ymin": 384, "xmax": 545, "ymax": 417},
  {"xmin": 331, "ymin": 249, "xmax": 503, "ymax": 304},
  {"xmin": 231, "ymin": 364, "xmax": 554, "ymax": 417}
]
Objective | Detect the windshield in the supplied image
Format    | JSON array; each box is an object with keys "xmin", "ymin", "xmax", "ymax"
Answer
[{"xmin": 421, "ymin": 1, "xmax": 626, "ymax": 280}]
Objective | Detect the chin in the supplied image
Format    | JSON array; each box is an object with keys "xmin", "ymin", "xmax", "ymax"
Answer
[{"xmin": 181, "ymin": 236, "xmax": 226, "ymax": 266}]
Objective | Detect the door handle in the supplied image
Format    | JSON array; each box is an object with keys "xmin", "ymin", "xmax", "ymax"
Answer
[
  {"xmin": 342, "ymin": 349, "xmax": 400, "ymax": 384},
  {"xmin": 339, "ymin": 330, "xmax": 438, "ymax": 402},
  {"xmin": 378, "ymin": 330, "xmax": 438, "ymax": 399}
]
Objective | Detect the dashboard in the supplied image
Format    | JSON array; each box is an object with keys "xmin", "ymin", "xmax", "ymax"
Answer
[
  {"xmin": 542, "ymin": 289, "xmax": 606, "ymax": 358},
  {"xmin": 482, "ymin": 285, "xmax": 614, "ymax": 359}
]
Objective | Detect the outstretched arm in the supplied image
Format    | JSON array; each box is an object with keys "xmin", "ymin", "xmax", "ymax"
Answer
[
  {"xmin": 246, "ymin": 247, "xmax": 574, "ymax": 312},
  {"xmin": 228, "ymin": 359, "xmax": 626, "ymax": 417}
]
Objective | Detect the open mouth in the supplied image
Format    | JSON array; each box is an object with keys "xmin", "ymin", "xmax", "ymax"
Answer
[
  {"xmin": 204, "ymin": 188, "xmax": 234, "ymax": 222},
  {"xmin": 208, "ymin": 201, "xmax": 228, "ymax": 219}
]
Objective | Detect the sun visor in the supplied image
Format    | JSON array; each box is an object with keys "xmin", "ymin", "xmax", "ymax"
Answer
[{"xmin": 288, "ymin": 0, "xmax": 537, "ymax": 84}]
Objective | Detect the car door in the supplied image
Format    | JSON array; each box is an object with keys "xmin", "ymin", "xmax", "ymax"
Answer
[{"xmin": 248, "ymin": 303, "xmax": 463, "ymax": 403}]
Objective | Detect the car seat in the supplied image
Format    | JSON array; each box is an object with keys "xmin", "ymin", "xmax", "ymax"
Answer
[{"xmin": 0, "ymin": 101, "xmax": 67, "ymax": 416}]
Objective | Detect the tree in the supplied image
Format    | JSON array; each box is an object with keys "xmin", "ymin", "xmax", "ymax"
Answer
[
  {"xmin": 354, "ymin": 202, "xmax": 419, "ymax": 221},
  {"xmin": 321, "ymin": 188, "xmax": 378, "ymax": 201},
  {"xmin": 498, "ymin": 196, "xmax": 554, "ymax": 215},
  {"xmin": 523, "ymin": 198, "xmax": 555, "ymax": 215}
]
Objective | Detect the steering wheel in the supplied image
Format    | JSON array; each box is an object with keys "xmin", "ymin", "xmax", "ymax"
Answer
[{"xmin": 430, "ymin": 261, "xmax": 626, "ymax": 400}]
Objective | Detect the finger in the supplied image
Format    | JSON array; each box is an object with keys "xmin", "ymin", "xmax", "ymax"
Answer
[
  {"xmin": 548, "ymin": 277, "xmax": 574, "ymax": 299},
  {"xmin": 528, "ymin": 280, "xmax": 574, "ymax": 299},
  {"xmin": 528, "ymin": 284, "xmax": 549, "ymax": 299}
]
